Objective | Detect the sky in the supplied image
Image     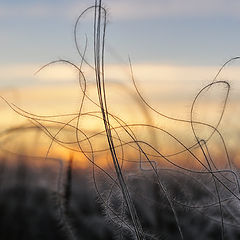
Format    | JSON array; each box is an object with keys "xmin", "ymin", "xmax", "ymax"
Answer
[
  {"xmin": 1, "ymin": 1, "xmax": 240, "ymax": 63},
  {"xmin": 1, "ymin": 2, "xmax": 240, "ymax": 60},
  {"xmin": 0, "ymin": 1, "xmax": 239, "ymax": 106},
  {"xmin": 0, "ymin": 0, "xmax": 239, "ymax": 104},
  {"xmin": 0, "ymin": 1, "xmax": 240, "ymax": 164},
  {"xmin": 0, "ymin": 0, "xmax": 239, "ymax": 86}
]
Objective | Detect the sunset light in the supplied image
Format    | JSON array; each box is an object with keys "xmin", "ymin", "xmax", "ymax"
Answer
[{"xmin": 0, "ymin": 1, "xmax": 240, "ymax": 240}]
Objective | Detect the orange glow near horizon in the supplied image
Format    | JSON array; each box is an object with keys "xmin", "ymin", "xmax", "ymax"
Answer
[{"xmin": 0, "ymin": 63, "xmax": 239, "ymax": 171}]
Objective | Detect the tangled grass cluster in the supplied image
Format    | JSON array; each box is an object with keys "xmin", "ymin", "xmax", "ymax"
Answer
[{"xmin": 0, "ymin": 1, "xmax": 240, "ymax": 240}]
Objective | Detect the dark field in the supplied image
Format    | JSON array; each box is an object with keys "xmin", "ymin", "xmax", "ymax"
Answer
[
  {"xmin": 1, "ymin": 1, "xmax": 240, "ymax": 240},
  {"xmin": 1, "ymin": 159, "xmax": 240, "ymax": 240}
]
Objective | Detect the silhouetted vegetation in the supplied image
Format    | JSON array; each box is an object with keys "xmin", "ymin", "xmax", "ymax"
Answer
[{"xmin": 0, "ymin": 1, "xmax": 240, "ymax": 239}]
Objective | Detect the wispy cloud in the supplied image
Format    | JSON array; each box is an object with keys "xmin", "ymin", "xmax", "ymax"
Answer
[
  {"xmin": 105, "ymin": 0, "xmax": 240, "ymax": 20},
  {"xmin": 0, "ymin": 4, "xmax": 54, "ymax": 18},
  {"xmin": 0, "ymin": 0, "xmax": 240, "ymax": 20},
  {"xmin": 1, "ymin": 63, "xmax": 239, "ymax": 89},
  {"xmin": 0, "ymin": 64, "xmax": 78, "ymax": 84},
  {"xmin": 0, "ymin": 2, "xmax": 86, "ymax": 19}
]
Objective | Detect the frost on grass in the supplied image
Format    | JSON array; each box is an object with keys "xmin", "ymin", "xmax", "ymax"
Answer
[{"xmin": 0, "ymin": 1, "xmax": 240, "ymax": 240}]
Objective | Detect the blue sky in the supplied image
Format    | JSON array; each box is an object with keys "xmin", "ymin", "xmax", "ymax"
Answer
[
  {"xmin": 0, "ymin": 0, "xmax": 240, "ymax": 89},
  {"xmin": 0, "ymin": 0, "xmax": 240, "ymax": 65}
]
